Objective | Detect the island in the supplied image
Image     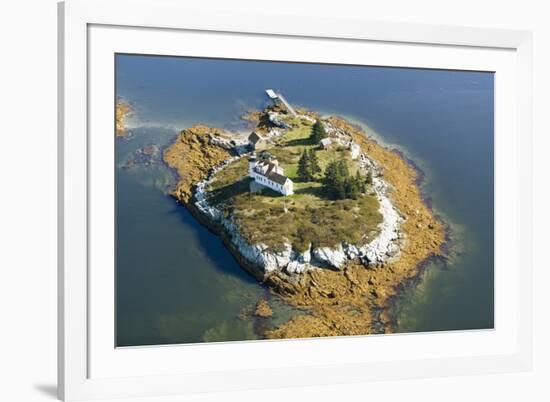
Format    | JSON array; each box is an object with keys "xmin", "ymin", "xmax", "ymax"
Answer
[{"xmin": 163, "ymin": 90, "xmax": 446, "ymax": 338}]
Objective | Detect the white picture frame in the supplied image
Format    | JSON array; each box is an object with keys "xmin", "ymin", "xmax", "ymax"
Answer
[{"xmin": 58, "ymin": 0, "xmax": 533, "ymax": 400}]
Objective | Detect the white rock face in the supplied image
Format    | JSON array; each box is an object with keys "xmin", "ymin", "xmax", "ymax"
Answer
[
  {"xmin": 312, "ymin": 244, "xmax": 347, "ymax": 269},
  {"xmin": 208, "ymin": 134, "xmax": 233, "ymax": 150},
  {"xmin": 343, "ymin": 243, "xmax": 360, "ymax": 260},
  {"xmin": 228, "ymin": 227, "xmax": 297, "ymax": 273},
  {"xmin": 267, "ymin": 112, "xmax": 290, "ymax": 128},
  {"xmin": 298, "ymin": 114, "xmax": 316, "ymax": 123},
  {"xmin": 286, "ymin": 260, "xmax": 308, "ymax": 274},
  {"xmin": 208, "ymin": 133, "xmax": 249, "ymax": 155},
  {"xmin": 298, "ymin": 247, "xmax": 311, "ymax": 264},
  {"xmin": 285, "ymin": 246, "xmax": 312, "ymax": 273},
  {"xmin": 357, "ymin": 181, "xmax": 402, "ymax": 266}
]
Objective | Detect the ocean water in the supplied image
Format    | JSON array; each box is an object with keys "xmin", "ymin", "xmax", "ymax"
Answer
[{"xmin": 115, "ymin": 54, "xmax": 494, "ymax": 346}]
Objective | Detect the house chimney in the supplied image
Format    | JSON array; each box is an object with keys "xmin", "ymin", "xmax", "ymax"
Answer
[{"xmin": 248, "ymin": 155, "xmax": 257, "ymax": 176}]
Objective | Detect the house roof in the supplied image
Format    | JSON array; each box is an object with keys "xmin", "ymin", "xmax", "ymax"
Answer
[
  {"xmin": 259, "ymin": 150, "xmax": 271, "ymax": 157},
  {"xmin": 265, "ymin": 162, "xmax": 277, "ymax": 175},
  {"xmin": 320, "ymin": 138, "xmax": 332, "ymax": 146},
  {"xmin": 268, "ymin": 172, "xmax": 290, "ymax": 185},
  {"xmin": 248, "ymin": 131, "xmax": 262, "ymax": 144}
]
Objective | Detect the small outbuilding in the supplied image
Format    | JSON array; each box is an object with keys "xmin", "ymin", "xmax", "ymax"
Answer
[{"xmin": 248, "ymin": 131, "xmax": 266, "ymax": 151}]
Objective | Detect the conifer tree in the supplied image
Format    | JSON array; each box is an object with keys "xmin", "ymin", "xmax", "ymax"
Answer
[
  {"xmin": 346, "ymin": 178, "xmax": 360, "ymax": 199},
  {"xmin": 356, "ymin": 170, "xmax": 366, "ymax": 193},
  {"xmin": 308, "ymin": 149, "xmax": 321, "ymax": 176},
  {"xmin": 366, "ymin": 169, "xmax": 373, "ymax": 185},
  {"xmin": 337, "ymin": 159, "xmax": 349, "ymax": 179},
  {"xmin": 323, "ymin": 159, "xmax": 366, "ymax": 199},
  {"xmin": 324, "ymin": 159, "xmax": 346, "ymax": 199},
  {"xmin": 297, "ymin": 149, "xmax": 312, "ymax": 181},
  {"xmin": 323, "ymin": 160, "xmax": 338, "ymax": 189},
  {"xmin": 310, "ymin": 119, "xmax": 328, "ymax": 143}
]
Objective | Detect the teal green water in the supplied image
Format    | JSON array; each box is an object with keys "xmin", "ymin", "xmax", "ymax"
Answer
[{"xmin": 116, "ymin": 55, "xmax": 493, "ymax": 346}]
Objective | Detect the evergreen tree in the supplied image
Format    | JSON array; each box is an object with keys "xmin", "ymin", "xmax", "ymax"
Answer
[
  {"xmin": 346, "ymin": 178, "xmax": 360, "ymax": 199},
  {"xmin": 298, "ymin": 149, "xmax": 322, "ymax": 182},
  {"xmin": 310, "ymin": 119, "xmax": 328, "ymax": 143},
  {"xmin": 366, "ymin": 169, "xmax": 373, "ymax": 185},
  {"xmin": 324, "ymin": 159, "xmax": 347, "ymax": 199},
  {"xmin": 297, "ymin": 150, "xmax": 311, "ymax": 181},
  {"xmin": 308, "ymin": 149, "xmax": 321, "ymax": 176},
  {"xmin": 336, "ymin": 159, "xmax": 349, "ymax": 178},
  {"xmin": 323, "ymin": 160, "xmax": 366, "ymax": 199},
  {"xmin": 323, "ymin": 160, "xmax": 339, "ymax": 191},
  {"xmin": 356, "ymin": 170, "xmax": 366, "ymax": 193}
]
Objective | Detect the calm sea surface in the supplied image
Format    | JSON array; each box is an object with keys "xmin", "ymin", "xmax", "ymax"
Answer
[{"xmin": 116, "ymin": 55, "xmax": 494, "ymax": 346}]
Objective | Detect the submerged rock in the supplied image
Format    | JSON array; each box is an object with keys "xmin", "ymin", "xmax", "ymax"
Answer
[
  {"xmin": 121, "ymin": 143, "xmax": 160, "ymax": 169},
  {"xmin": 254, "ymin": 299, "xmax": 273, "ymax": 318}
]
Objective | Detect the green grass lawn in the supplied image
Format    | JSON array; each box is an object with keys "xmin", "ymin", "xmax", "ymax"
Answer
[{"xmin": 205, "ymin": 121, "xmax": 382, "ymax": 253}]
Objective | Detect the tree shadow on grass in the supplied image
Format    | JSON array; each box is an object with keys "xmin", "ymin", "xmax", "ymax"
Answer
[
  {"xmin": 284, "ymin": 137, "xmax": 315, "ymax": 147},
  {"xmin": 293, "ymin": 185, "xmax": 327, "ymax": 198},
  {"xmin": 208, "ymin": 178, "xmax": 252, "ymax": 205},
  {"xmin": 257, "ymin": 187, "xmax": 284, "ymax": 198}
]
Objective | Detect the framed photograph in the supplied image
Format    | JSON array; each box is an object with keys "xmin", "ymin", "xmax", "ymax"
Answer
[{"xmin": 58, "ymin": 0, "xmax": 533, "ymax": 400}]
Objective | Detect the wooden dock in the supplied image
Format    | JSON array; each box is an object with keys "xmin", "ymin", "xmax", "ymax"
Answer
[{"xmin": 265, "ymin": 89, "xmax": 297, "ymax": 116}]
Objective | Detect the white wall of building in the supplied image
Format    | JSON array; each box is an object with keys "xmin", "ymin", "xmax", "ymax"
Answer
[
  {"xmin": 249, "ymin": 160, "xmax": 294, "ymax": 196},
  {"xmin": 249, "ymin": 170, "xmax": 293, "ymax": 196}
]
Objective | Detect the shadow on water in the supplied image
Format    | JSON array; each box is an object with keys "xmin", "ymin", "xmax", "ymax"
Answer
[{"xmin": 165, "ymin": 196, "xmax": 258, "ymax": 286}]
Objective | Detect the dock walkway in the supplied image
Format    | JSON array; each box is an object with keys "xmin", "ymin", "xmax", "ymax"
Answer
[{"xmin": 265, "ymin": 89, "xmax": 297, "ymax": 116}]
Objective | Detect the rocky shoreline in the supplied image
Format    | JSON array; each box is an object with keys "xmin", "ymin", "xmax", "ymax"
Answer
[
  {"xmin": 115, "ymin": 99, "xmax": 132, "ymax": 137},
  {"xmin": 163, "ymin": 114, "xmax": 447, "ymax": 338}
]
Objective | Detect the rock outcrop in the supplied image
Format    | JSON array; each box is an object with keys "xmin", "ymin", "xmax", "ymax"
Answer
[
  {"xmin": 254, "ymin": 299, "xmax": 273, "ymax": 318},
  {"xmin": 164, "ymin": 125, "xmax": 232, "ymax": 203},
  {"xmin": 267, "ymin": 112, "xmax": 290, "ymax": 129}
]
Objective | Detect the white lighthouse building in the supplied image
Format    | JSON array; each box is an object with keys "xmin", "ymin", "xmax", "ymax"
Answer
[{"xmin": 248, "ymin": 153, "xmax": 294, "ymax": 196}]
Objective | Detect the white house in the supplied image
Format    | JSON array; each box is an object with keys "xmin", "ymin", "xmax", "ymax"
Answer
[{"xmin": 248, "ymin": 155, "xmax": 294, "ymax": 196}]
